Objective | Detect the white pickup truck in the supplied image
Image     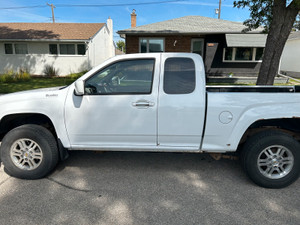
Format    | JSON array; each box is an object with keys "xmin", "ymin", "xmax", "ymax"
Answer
[{"xmin": 0, "ymin": 53, "xmax": 299, "ymax": 188}]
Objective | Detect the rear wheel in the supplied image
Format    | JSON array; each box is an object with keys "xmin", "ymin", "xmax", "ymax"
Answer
[
  {"xmin": 0, "ymin": 125, "xmax": 59, "ymax": 179},
  {"xmin": 242, "ymin": 130, "xmax": 300, "ymax": 188}
]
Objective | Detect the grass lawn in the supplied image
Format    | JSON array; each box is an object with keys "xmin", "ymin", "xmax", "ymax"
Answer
[{"xmin": 0, "ymin": 77, "xmax": 77, "ymax": 94}]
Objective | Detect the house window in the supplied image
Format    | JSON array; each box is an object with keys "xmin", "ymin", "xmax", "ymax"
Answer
[
  {"xmin": 4, "ymin": 44, "xmax": 13, "ymax": 54},
  {"xmin": 49, "ymin": 44, "xmax": 58, "ymax": 54},
  {"xmin": 15, "ymin": 44, "xmax": 28, "ymax": 54},
  {"xmin": 224, "ymin": 47, "xmax": 233, "ymax": 60},
  {"xmin": 60, "ymin": 44, "xmax": 75, "ymax": 55},
  {"xmin": 4, "ymin": 43, "xmax": 28, "ymax": 54},
  {"xmin": 139, "ymin": 38, "xmax": 164, "ymax": 53},
  {"xmin": 255, "ymin": 47, "xmax": 264, "ymax": 60},
  {"xmin": 235, "ymin": 47, "xmax": 253, "ymax": 61},
  {"xmin": 223, "ymin": 47, "xmax": 264, "ymax": 62},
  {"xmin": 77, "ymin": 44, "xmax": 86, "ymax": 55},
  {"xmin": 49, "ymin": 43, "xmax": 86, "ymax": 55}
]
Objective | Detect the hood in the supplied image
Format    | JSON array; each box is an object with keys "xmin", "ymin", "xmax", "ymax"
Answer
[{"xmin": 0, "ymin": 86, "xmax": 68, "ymax": 104}]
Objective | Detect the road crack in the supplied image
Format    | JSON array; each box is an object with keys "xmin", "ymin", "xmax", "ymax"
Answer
[
  {"xmin": 46, "ymin": 177, "xmax": 92, "ymax": 193},
  {"xmin": 0, "ymin": 177, "xmax": 11, "ymax": 187}
]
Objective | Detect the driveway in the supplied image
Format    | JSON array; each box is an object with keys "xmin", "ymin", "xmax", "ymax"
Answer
[{"xmin": 0, "ymin": 151, "xmax": 299, "ymax": 225}]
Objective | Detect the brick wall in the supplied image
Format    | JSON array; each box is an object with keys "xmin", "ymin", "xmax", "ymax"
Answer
[
  {"xmin": 126, "ymin": 36, "xmax": 139, "ymax": 53},
  {"xmin": 126, "ymin": 35, "xmax": 193, "ymax": 53}
]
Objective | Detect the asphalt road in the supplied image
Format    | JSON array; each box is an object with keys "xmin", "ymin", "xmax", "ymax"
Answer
[{"xmin": 0, "ymin": 151, "xmax": 299, "ymax": 225}]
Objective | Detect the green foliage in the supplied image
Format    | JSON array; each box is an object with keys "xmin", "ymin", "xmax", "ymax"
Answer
[
  {"xmin": 15, "ymin": 68, "xmax": 31, "ymax": 81},
  {"xmin": 234, "ymin": 0, "xmax": 300, "ymax": 32},
  {"xmin": 233, "ymin": 0, "xmax": 300, "ymax": 33},
  {"xmin": 0, "ymin": 68, "xmax": 31, "ymax": 83},
  {"xmin": 43, "ymin": 64, "xmax": 59, "ymax": 77},
  {"xmin": 66, "ymin": 70, "xmax": 88, "ymax": 80},
  {"xmin": 233, "ymin": 0, "xmax": 273, "ymax": 32},
  {"xmin": 116, "ymin": 40, "xmax": 125, "ymax": 53}
]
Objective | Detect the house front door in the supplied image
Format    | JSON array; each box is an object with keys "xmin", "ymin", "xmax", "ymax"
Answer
[{"xmin": 191, "ymin": 38, "xmax": 204, "ymax": 57}]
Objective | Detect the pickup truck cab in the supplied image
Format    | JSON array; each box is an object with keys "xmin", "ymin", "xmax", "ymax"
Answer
[{"xmin": 0, "ymin": 53, "xmax": 299, "ymax": 188}]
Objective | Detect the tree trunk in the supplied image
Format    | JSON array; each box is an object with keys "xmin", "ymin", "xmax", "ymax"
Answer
[{"xmin": 256, "ymin": 1, "xmax": 299, "ymax": 85}]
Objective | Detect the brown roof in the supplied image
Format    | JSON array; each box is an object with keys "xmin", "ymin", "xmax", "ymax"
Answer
[{"xmin": 0, "ymin": 23, "xmax": 105, "ymax": 40}]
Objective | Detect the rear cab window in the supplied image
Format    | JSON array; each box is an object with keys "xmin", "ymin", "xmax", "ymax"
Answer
[{"xmin": 163, "ymin": 58, "xmax": 196, "ymax": 94}]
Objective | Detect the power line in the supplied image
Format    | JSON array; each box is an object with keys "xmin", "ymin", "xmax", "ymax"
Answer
[
  {"xmin": 0, "ymin": 5, "xmax": 46, "ymax": 10},
  {"xmin": 57, "ymin": 0, "xmax": 184, "ymax": 7},
  {"xmin": 0, "ymin": 0, "xmax": 185, "ymax": 10}
]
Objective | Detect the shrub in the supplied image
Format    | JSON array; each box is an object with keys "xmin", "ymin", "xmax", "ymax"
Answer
[
  {"xmin": 16, "ymin": 68, "xmax": 31, "ymax": 81},
  {"xmin": 43, "ymin": 65, "xmax": 59, "ymax": 77},
  {"xmin": 0, "ymin": 70, "xmax": 14, "ymax": 83},
  {"xmin": 67, "ymin": 70, "xmax": 88, "ymax": 80},
  {"xmin": 0, "ymin": 68, "xmax": 31, "ymax": 83}
]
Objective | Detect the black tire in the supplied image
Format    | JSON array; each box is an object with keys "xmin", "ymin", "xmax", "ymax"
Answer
[
  {"xmin": 0, "ymin": 125, "xmax": 59, "ymax": 179},
  {"xmin": 242, "ymin": 130, "xmax": 300, "ymax": 188}
]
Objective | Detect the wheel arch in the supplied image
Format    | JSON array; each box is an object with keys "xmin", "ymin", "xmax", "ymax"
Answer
[
  {"xmin": 238, "ymin": 118, "xmax": 300, "ymax": 149},
  {"xmin": 0, "ymin": 113, "xmax": 68, "ymax": 160}
]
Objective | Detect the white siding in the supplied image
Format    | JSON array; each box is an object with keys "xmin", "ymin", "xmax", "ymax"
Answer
[
  {"xmin": 0, "ymin": 19, "xmax": 115, "ymax": 76},
  {"xmin": 280, "ymin": 39, "xmax": 300, "ymax": 75},
  {"xmin": 88, "ymin": 19, "xmax": 115, "ymax": 68},
  {"xmin": 0, "ymin": 42, "xmax": 89, "ymax": 75}
]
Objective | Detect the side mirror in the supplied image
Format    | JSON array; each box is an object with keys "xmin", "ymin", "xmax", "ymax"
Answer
[{"xmin": 74, "ymin": 80, "xmax": 85, "ymax": 96}]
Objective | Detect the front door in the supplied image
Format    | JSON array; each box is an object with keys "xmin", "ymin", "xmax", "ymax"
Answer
[
  {"xmin": 64, "ymin": 56, "xmax": 160, "ymax": 149},
  {"xmin": 191, "ymin": 38, "xmax": 204, "ymax": 57}
]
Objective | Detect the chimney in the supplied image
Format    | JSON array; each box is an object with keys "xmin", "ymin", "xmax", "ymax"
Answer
[
  {"xmin": 107, "ymin": 17, "xmax": 114, "ymax": 57},
  {"xmin": 131, "ymin": 9, "xmax": 137, "ymax": 28}
]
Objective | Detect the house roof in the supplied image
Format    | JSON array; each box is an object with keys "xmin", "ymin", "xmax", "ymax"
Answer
[
  {"xmin": 118, "ymin": 16, "xmax": 263, "ymax": 35},
  {"xmin": 288, "ymin": 31, "xmax": 300, "ymax": 40},
  {"xmin": 0, "ymin": 23, "xmax": 105, "ymax": 40}
]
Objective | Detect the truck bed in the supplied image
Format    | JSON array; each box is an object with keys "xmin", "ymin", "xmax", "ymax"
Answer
[{"xmin": 206, "ymin": 85, "xmax": 300, "ymax": 93}]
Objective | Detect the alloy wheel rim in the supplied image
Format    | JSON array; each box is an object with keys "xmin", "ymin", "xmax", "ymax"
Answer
[
  {"xmin": 257, "ymin": 145, "xmax": 294, "ymax": 179},
  {"xmin": 10, "ymin": 139, "xmax": 43, "ymax": 170}
]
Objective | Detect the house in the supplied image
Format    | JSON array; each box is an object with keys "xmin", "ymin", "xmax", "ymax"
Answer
[
  {"xmin": 118, "ymin": 12, "xmax": 267, "ymax": 77},
  {"xmin": 0, "ymin": 18, "xmax": 115, "ymax": 76},
  {"xmin": 280, "ymin": 31, "xmax": 300, "ymax": 78}
]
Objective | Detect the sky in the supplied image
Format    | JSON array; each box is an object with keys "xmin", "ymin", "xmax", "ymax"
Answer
[{"xmin": 0, "ymin": 0, "xmax": 251, "ymax": 41}]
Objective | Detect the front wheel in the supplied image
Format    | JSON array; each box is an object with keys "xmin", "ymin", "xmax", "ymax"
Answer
[
  {"xmin": 242, "ymin": 130, "xmax": 300, "ymax": 188},
  {"xmin": 0, "ymin": 125, "xmax": 59, "ymax": 179}
]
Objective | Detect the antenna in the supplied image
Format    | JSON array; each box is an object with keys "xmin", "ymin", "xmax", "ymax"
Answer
[
  {"xmin": 218, "ymin": 0, "xmax": 221, "ymax": 19},
  {"xmin": 47, "ymin": 3, "xmax": 56, "ymax": 23}
]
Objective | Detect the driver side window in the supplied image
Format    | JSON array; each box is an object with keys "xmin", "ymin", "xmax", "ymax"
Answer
[{"xmin": 84, "ymin": 59, "xmax": 155, "ymax": 95}]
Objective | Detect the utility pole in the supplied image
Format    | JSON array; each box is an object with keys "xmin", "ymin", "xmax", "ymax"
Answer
[
  {"xmin": 47, "ymin": 3, "xmax": 56, "ymax": 23},
  {"xmin": 218, "ymin": 0, "xmax": 221, "ymax": 19}
]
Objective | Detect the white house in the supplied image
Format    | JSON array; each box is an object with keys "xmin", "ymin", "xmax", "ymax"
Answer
[
  {"xmin": 0, "ymin": 18, "xmax": 115, "ymax": 76},
  {"xmin": 280, "ymin": 32, "xmax": 300, "ymax": 78}
]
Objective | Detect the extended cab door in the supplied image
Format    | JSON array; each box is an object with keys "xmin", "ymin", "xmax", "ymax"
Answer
[
  {"xmin": 64, "ymin": 54, "xmax": 160, "ymax": 149},
  {"xmin": 158, "ymin": 53, "xmax": 206, "ymax": 149}
]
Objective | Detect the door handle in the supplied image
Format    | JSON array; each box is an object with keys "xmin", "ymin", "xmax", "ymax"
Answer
[{"xmin": 132, "ymin": 101, "xmax": 155, "ymax": 107}]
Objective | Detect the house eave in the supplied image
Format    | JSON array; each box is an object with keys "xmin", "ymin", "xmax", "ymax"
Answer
[
  {"xmin": 0, "ymin": 39, "xmax": 91, "ymax": 42},
  {"xmin": 117, "ymin": 30, "xmax": 262, "ymax": 36}
]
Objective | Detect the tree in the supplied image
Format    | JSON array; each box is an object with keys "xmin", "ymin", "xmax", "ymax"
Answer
[
  {"xmin": 234, "ymin": 0, "xmax": 300, "ymax": 85},
  {"xmin": 116, "ymin": 40, "xmax": 125, "ymax": 53}
]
